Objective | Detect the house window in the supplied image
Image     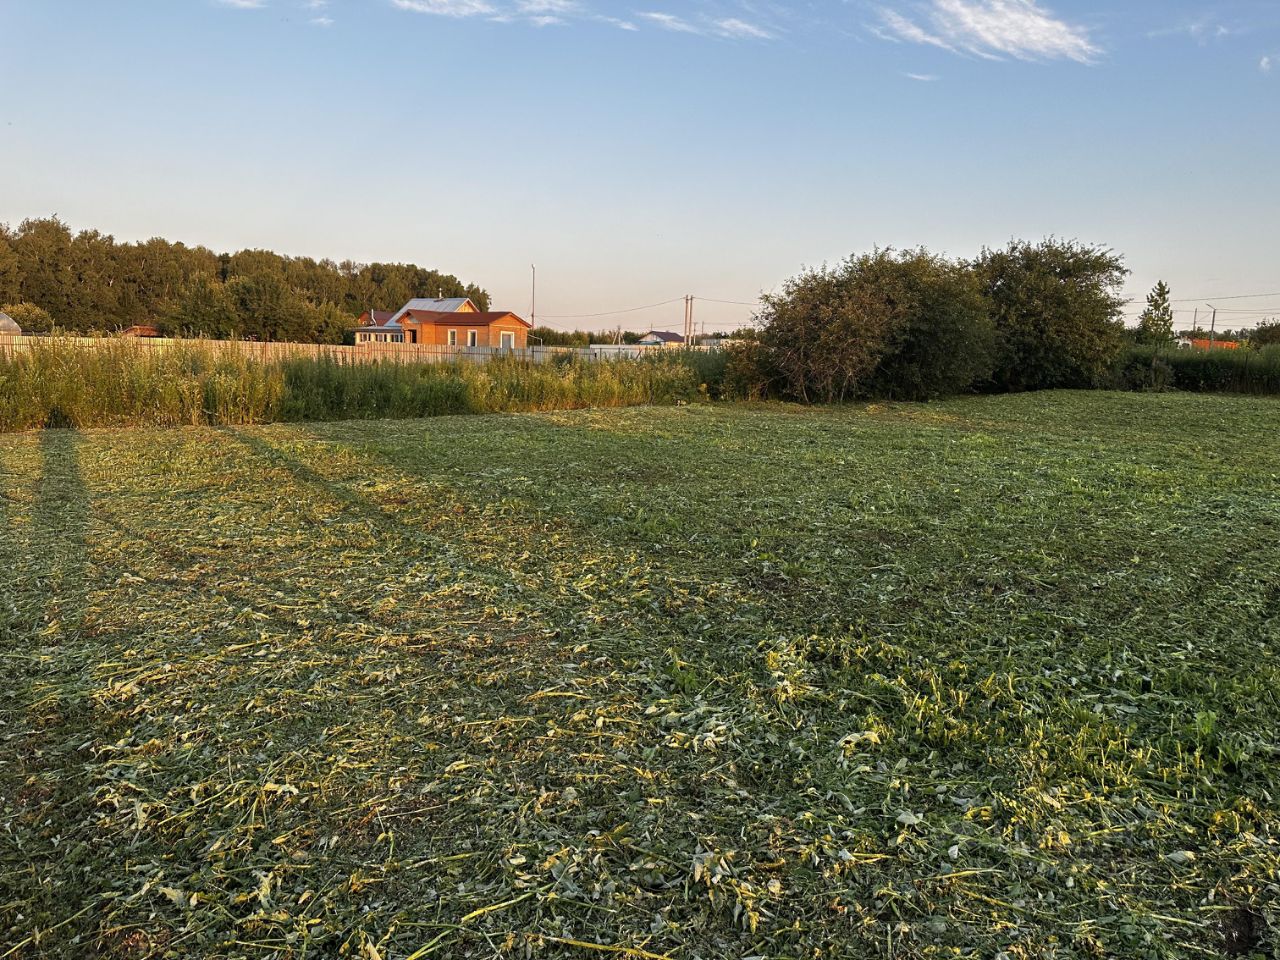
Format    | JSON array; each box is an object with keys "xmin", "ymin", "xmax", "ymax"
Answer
[
  {"xmin": 447, "ymin": 330, "xmax": 457, "ymax": 346},
  {"xmin": 500, "ymin": 332, "xmax": 515, "ymax": 349},
  {"xmin": 467, "ymin": 330, "xmax": 478, "ymax": 347}
]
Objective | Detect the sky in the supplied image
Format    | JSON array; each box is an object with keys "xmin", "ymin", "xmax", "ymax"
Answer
[{"xmin": 1, "ymin": 0, "xmax": 1278, "ymax": 333}]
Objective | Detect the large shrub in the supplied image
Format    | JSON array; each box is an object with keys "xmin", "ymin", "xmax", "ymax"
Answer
[
  {"xmin": 862, "ymin": 251, "xmax": 995, "ymax": 401},
  {"xmin": 754, "ymin": 249, "xmax": 994, "ymax": 402},
  {"xmin": 1, "ymin": 301, "xmax": 54, "ymax": 333},
  {"xmin": 976, "ymin": 239, "xmax": 1128, "ymax": 391}
]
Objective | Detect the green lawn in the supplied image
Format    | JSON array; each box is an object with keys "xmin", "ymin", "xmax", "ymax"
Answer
[{"xmin": 2, "ymin": 393, "xmax": 1278, "ymax": 959}]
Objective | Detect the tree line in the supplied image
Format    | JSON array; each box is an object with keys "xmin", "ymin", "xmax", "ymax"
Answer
[
  {"xmin": 724, "ymin": 239, "xmax": 1276, "ymax": 402},
  {"xmin": 0, "ymin": 217, "xmax": 489, "ymax": 343}
]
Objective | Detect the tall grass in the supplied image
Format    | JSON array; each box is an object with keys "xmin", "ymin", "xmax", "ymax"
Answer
[
  {"xmin": 275, "ymin": 353, "xmax": 699, "ymax": 422},
  {"xmin": 0, "ymin": 338, "xmax": 702, "ymax": 432},
  {"xmin": 1119, "ymin": 345, "xmax": 1280, "ymax": 395}
]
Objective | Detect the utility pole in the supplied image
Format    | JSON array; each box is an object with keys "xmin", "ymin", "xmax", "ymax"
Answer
[
  {"xmin": 530, "ymin": 264, "xmax": 536, "ymax": 328},
  {"xmin": 1209, "ymin": 306, "xmax": 1217, "ymax": 350}
]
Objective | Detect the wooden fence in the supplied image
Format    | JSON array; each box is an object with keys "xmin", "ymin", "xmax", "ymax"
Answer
[{"xmin": 0, "ymin": 335, "xmax": 716, "ymax": 365}]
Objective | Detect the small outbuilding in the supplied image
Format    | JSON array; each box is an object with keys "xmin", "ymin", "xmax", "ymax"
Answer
[
  {"xmin": 0, "ymin": 312, "xmax": 21, "ymax": 335},
  {"xmin": 638, "ymin": 330, "xmax": 685, "ymax": 347}
]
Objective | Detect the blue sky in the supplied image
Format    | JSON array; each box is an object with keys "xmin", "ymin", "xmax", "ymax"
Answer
[{"xmin": 2, "ymin": 0, "xmax": 1277, "ymax": 332}]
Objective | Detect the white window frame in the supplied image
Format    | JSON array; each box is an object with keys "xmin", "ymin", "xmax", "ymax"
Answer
[
  {"xmin": 447, "ymin": 329, "xmax": 457, "ymax": 346},
  {"xmin": 500, "ymin": 332, "xmax": 515, "ymax": 349},
  {"xmin": 467, "ymin": 330, "xmax": 478, "ymax": 347}
]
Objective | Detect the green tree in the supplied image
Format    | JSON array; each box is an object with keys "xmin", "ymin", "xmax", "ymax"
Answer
[
  {"xmin": 1249, "ymin": 321, "xmax": 1280, "ymax": 348},
  {"xmin": 975, "ymin": 239, "xmax": 1129, "ymax": 391},
  {"xmin": 0, "ymin": 229, "xmax": 22, "ymax": 304},
  {"xmin": 1, "ymin": 216, "xmax": 490, "ymax": 341},
  {"xmin": 167, "ymin": 277, "xmax": 238, "ymax": 337},
  {"xmin": 225, "ymin": 272, "xmax": 310, "ymax": 342},
  {"xmin": 1136, "ymin": 281, "xmax": 1175, "ymax": 345},
  {"xmin": 11, "ymin": 217, "xmax": 75, "ymax": 325}
]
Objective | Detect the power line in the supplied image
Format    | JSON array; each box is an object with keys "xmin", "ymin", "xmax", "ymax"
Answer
[
  {"xmin": 696, "ymin": 296, "xmax": 763, "ymax": 306},
  {"xmin": 538, "ymin": 297, "xmax": 685, "ymax": 320},
  {"xmin": 536, "ymin": 293, "xmax": 764, "ymax": 321},
  {"xmin": 1167, "ymin": 291, "xmax": 1280, "ymax": 303}
]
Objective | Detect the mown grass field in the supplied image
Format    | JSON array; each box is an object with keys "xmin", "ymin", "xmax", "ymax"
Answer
[{"xmin": 2, "ymin": 392, "xmax": 1278, "ymax": 959}]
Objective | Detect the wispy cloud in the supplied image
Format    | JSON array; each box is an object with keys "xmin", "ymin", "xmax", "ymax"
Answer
[
  {"xmin": 638, "ymin": 11, "xmax": 701, "ymax": 34},
  {"xmin": 876, "ymin": 0, "xmax": 1100, "ymax": 63},
  {"xmin": 392, "ymin": 0, "xmax": 495, "ymax": 16},
  {"xmin": 905, "ymin": 71, "xmax": 938, "ymax": 81},
  {"xmin": 218, "ymin": 0, "xmax": 266, "ymax": 8},
  {"xmin": 386, "ymin": 0, "xmax": 770, "ymax": 39},
  {"xmin": 635, "ymin": 10, "xmax": 771, "ymax": 39},
  {"xmin": 715, "ymin": 17, "xmax": 771, "ymax": 40},
  {"xmin": 1149, "ymin": 17, "xmax": 1247, "ymax": 46},
  {"xmin": 311, "ymin": 15, "xmax": 335, "ymax": 25},
  {"xmin": 1263, "ymin": 54, "xmax": 1274, "ymax": 73}
]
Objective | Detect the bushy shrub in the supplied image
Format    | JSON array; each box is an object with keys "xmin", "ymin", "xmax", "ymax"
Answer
[
  {"xmin": 720, "ymin": 339, "xmax": 775, "ymax": 400},
  {"xmin": 1, "ymin": 302, "xmax": 54, "ymax": 333},
  {"xmin": 975, "ymin": 239, "xmax": 1128, "ymax": 391},
  {"xmin": 753, "ymin": 249, "xmax": 994, "ymax": 403},
  {"xmin": 670, "ymin": 347, "xmax": 730, "ymax": 399},
  {"xmin": 1114, "ymin": 347, "xmax": 1174, "ymax": 392},
  {"xmin": 862, "ymin": 252, "xmax": 995, "ymax": 401}
]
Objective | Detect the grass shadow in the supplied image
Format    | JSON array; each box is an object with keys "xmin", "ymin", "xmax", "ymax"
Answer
[{"xmin": 0, "ymin": 427, "xmax": 98, "ymax": 953}]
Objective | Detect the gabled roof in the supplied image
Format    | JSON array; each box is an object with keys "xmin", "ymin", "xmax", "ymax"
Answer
[
  {"xmin": 358, "ymin": 310, "xmax": 397, "ymax": 328},
  {"xmin": 388, "ymin": 298, "xmax": 477, "ymax": 325},
  {"xmin": 401, "ymin": 310, "xmax": 532, "ymax": 329},
  {"xmin": 639, "ymin": 330, "xmax": 685, "ymax": 343}
]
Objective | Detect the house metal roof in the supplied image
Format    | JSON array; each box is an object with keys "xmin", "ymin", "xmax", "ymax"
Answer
[
  {"xmin": 640, "ymin": 330, "xmax": 685, "ymax": 343},
  {"xmin": 387, "ymin": 298, "xmax": 476, "ymax": 325}
]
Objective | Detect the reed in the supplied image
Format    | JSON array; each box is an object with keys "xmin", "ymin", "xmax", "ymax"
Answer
[
  {"xmin": 0, "ymin": 337, "xmax": 701, "ymax": 432},
  {"xmin": 1119, "ymin": 344, "xmax": 1280, "ymax": 395}
]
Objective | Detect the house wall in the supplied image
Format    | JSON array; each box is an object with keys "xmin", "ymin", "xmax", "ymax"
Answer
[
  {"xmin": 403, "ymin": 318, "xmax": 528, "ymax": 348},
  {"xmin": 355, "ymin": 329, "xmax": 403, "ymax": 344}
]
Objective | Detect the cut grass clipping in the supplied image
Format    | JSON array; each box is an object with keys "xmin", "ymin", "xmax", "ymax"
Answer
[{"xmin": 2, "ymin": 392, "xmax": 1278, "ymax": 958}]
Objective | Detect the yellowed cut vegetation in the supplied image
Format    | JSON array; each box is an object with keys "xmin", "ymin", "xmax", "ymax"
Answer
[{"xmin": 2, "ymin": 393, "xmax": 1278, "ymax": 958}]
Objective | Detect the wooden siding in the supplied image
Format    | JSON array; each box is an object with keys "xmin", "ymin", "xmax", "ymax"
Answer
[{"xmin": 404, "ymin": 316, "xmax": 529, "ymax": 349}]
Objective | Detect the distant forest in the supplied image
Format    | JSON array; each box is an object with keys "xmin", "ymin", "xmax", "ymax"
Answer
[{"xmin": 0, "ymin": 217, "xmax": 489, "ymax": 343}]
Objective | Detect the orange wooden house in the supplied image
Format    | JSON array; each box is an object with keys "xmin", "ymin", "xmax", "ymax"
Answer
[
  {"xmin": 1183, "ymin": 338, "xmax": 1241, "ymax": 351},
  {"xmin": 399, "ymin": 309, "xmax": 531, "ymax": 348},
  {"xmin": 354, "ymin": 297, "xmax": 530, "ymax": 348}
]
